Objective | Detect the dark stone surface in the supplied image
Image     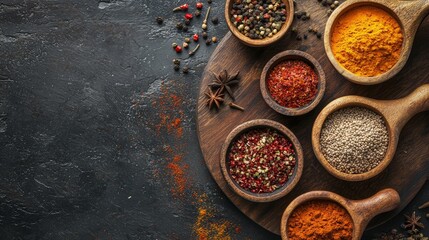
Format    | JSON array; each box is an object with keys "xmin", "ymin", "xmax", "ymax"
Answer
[{"xmin": 0, "ymin": 0, "xmax": 427, "ymax": 239}]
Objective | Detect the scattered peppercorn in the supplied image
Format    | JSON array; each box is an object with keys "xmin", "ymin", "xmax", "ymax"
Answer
[
  {"xmin": 202, "ymin": 31, "xmax": 208, "ymax": 39},
  {"xmin": 172, "ymin": 42, "xmax": 178, "ymax": 48},
  {"xmin": 175, "ymin": 45, "xmax": 182, "ymax": 53},
  {"xmin": 185, "ymin": 13, "xmax": 193, "ymax": 20},
  {"xmin": 174, "ymin": 64, "xmax": 180, "ymax": 71},
  {"xmin": 183, "ymin": 42, "xmax": 189, "ymax": 48},
  {"xmin": 156, "ymin": 16, "xmax": 163, "ymax": 24},
  {"xmin": 184, "ymin": 37, "xmax": 190, "ymax": 43},
  {"xmin": 205, "ymin": 39, "xmax": 211, "ymax": 45},
  {"xmin": 176, "ymin": 22, "xmax": 184, "ymax": 30},
  {"xmin": 184, "ymin": 19, "xmax": 191, "ymax": 25},
  {"xmin": 173, "ymin": 3, "xmax": 189, "ymax": 12},
  {"xmin": 195, "ymin": 10, "xmax": 202, "ymax": 17},
  {"xmin": 316, "ymin": 32, "xmax": 322, "ymax": 38},
  {"xmin": 303, "ymin": 34, "xmax": 308, "ymax": 39},
  {"xmin": 193, "ymin": 34, "xmax": 199, "ymax": 42},
  {"xmin": 182, "ymin": 66, "xmax": 189, "ymax": 74},
  {"xmin": 208, "ymin": 0, "xmax": 212, "ymax": 4},
  {"xmin": 228, "ymin": 128, "xmax": 297, "ymax": 193},
  {"xmin": 196, "ymin": 2, "xmax": 203, "ymax": 9},
  {"xmin": 173, "ymin": 59, "xmax": 181, "ymax": 65},
  {"xmin": 212, "ymin": 36, "xmax": 218, "ymax": 43},
  {"xmin": 211, "ymin": 17, "xmax": 219, "ymax": 24},
  {"xmin": 182, "ymin": 26, "xmax": 189, "ymax": 32}
]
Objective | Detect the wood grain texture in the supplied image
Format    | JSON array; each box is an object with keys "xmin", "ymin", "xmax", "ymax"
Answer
[{"xmin": 197, "ymin": 0, "xmax": 429, "ymax": 234}]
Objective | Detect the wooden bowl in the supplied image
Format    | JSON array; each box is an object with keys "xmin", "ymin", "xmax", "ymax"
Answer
[
  {"xmin": 224, "ymin": 0, "xmax": 294, "ymax": 47},
  {"xmin": 312, "ymin": 84, "xmax": 429, "ymax": 181},
  {"xmin": 260, "ymin": 50, "xmax": 326, "ymax": 116},
  {"xmin": 280, "ymin": 189, "xmax": 400, "ymax": 240},
  {"xmin": 220, "ymin": 119, "xmax": 304, "ymax": 202},
  {"xmin": 324, "ymin": 0, "xmax": 429, "ymax": 85}
]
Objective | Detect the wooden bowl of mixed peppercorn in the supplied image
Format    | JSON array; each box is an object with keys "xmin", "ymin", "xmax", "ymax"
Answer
[
  {"xmin": 225, "ymin": 0, "xmax": 294, "ymax": 47},
  {"xmin": 260, "ymin": 50, "xmax": 326, "ymax": 116},
  {"xmin": 220, "ymin": 119, "xmax": 304, "ymax": 202}
]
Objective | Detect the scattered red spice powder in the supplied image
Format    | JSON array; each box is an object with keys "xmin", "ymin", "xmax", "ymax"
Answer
[
  {"xmin": 267, "ymin": 60, "xmax": 318, "ymax": 108},
  {"xmin": 149, "ymin": 82, "xmax": 189, "ymax": 197}
]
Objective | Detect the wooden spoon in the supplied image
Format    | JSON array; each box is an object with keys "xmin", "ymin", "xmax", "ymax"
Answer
[
  {"xmin": 324, "ymin": 0, "xmax": 429, "ymax": 85},
  {"xmin": 280, "ymin": 189, "xmax": 400, "ymax": 240},
  {"xmin": 312, "ymin": 84, "xmax": 429, "ymax": 181}
]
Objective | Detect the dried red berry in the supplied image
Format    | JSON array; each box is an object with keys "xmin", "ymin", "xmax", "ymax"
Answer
[
  {"xmin": 185, "ymin": 13, "xmax": 193, "ymax": 20},
  {"xmin": 175, "ymin": 45, "xmax": 182, "ymax": 53},
  {"xmin": 193, "ymin": 34, "xmax": 199, "ymax": 42},
  {"xmin": 196, "ymin": 2, "xmax": 203, "ymax": 9},
  {"xmin": 173, "ymin": 3, "xmax": 189, "ymax": 12}
]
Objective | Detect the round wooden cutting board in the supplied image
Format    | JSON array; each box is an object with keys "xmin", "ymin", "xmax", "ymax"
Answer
[{"xmin": 197, "ymin": 2, "xmax": 429, "ymax": 235}]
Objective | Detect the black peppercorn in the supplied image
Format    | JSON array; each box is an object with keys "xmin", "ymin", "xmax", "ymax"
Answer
[
  {"xmin": 202, "ymin": 31, "xmax": 208, "ymax": 39},
  {"xmin": 211, "ymin": 17, "xmax": 219, "ymax": 25},
  {"xmin": 156, "ymin": 17, "xmax": 163, "ymax": 24},
  {"xmin": 195, "ymin": 10, "xmax": 201, "ymax": 17},
  {"xmin": 185, "ymin": 19, "xmax": 191, "ymax": 25},
  {"xmin": 208, "ymin": 0, "xmax": 212, "ymax": 4},
  {"xmin": 174, "ymin": 65, "xmax": 180, "ymax": 71},
  {"xmin": 183, "ymin": 26, "xmax": 188, "ymax": 32},
  {"xmin": 303, "ymin": 34, "xmax": 308, "ymax": 39},
  {"xmin": 182, "ymin": 66, "xmax": 189, "ymax": 73},
  {"xmin": 173, "ymin": 59, "xmax": 181, "ymax": 65},
  {"xmin": 316, "ymin": 32, "xmax": 322, "ymax": 39},
  {"xmin": 176, "ymin": 22, "xmax": 184, "ymax": 30},
  {"xmin": 205, "ymin": 39, "xmax": 211, "ymax": 45}
]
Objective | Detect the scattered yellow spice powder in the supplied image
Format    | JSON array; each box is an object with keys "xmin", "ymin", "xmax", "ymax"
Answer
[{"xmin": 331, "ymin": 5, "xmax": 403, "ymax": 77}]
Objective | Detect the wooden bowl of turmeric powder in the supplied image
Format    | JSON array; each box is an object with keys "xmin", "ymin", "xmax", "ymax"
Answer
[
  {"xmin": 324, "ymin": 0, "xmax": 429, "ymax": 85},
  {"xmin": 280, "ymin": 189, "xmax": 400, "ymax": 240}
]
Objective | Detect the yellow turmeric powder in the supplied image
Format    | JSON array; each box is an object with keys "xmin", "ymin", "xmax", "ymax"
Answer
[{"xmin": 331, "ymin": 6, "xmax": 403, "ymax": 77}]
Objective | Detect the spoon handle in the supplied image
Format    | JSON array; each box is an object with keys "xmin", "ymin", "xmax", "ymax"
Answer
[
  {"xmin": 394, "ymin": 0, "xmax": 429, "ymax": 32},
  {"xmin": 381, "ymin": 84, "xmax": 429, "ymax": 131},
  {"xmin": 350, "ymin": 189, "xmax": 400, "ymax": 237}
]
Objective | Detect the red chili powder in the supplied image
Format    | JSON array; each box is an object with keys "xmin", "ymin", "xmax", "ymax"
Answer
[{"xmin": 267, "ymin": 60, "xmax": 318, "ymax": 108}]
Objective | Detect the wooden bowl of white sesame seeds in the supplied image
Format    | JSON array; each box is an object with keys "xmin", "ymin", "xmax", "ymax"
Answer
[{"xmin": 312, "ymin": 84, "xmax": 429, "ymax": 181}]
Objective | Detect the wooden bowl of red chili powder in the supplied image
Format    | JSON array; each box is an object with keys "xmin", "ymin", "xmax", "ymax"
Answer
[
  {"xmin": 260, "ymin": 50, "xmax": 326, "ymax": 116},
  {"xmin": 280, "ymin": 189, "xmax": 400, "ymax": 240},
  {"xmin": 220, "ymin": 119, "xmax": 304, "ymax": 202}
]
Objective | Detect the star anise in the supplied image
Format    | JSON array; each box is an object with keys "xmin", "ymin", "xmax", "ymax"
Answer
[
  {"xmin": 205, "ymin": 87, "xmax": 224, "ymax": 110},
  {"xmin": 403, "ymin": 211, "xmax": 424, "ymax": 232},
  {"xmin": 209, "ymin": 70, "xmax": 239, "ymax": 100}
]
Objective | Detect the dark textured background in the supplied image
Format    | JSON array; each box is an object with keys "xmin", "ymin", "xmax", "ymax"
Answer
[{"xmin": 0, "ymin": 0, "xmax": 428, "ymax": 239}]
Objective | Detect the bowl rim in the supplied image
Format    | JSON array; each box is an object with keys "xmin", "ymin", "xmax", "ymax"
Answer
[
  {"xmin": 260, "ymin": 50, "xmax": 326, "ymax": 116},
  {"xmin": 219, "ymin": 119, "xmax": 304, "ymax": 202},
  {"xmin": 224, "ymin": 0, "xmax": 295, "ymax": 47}
]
